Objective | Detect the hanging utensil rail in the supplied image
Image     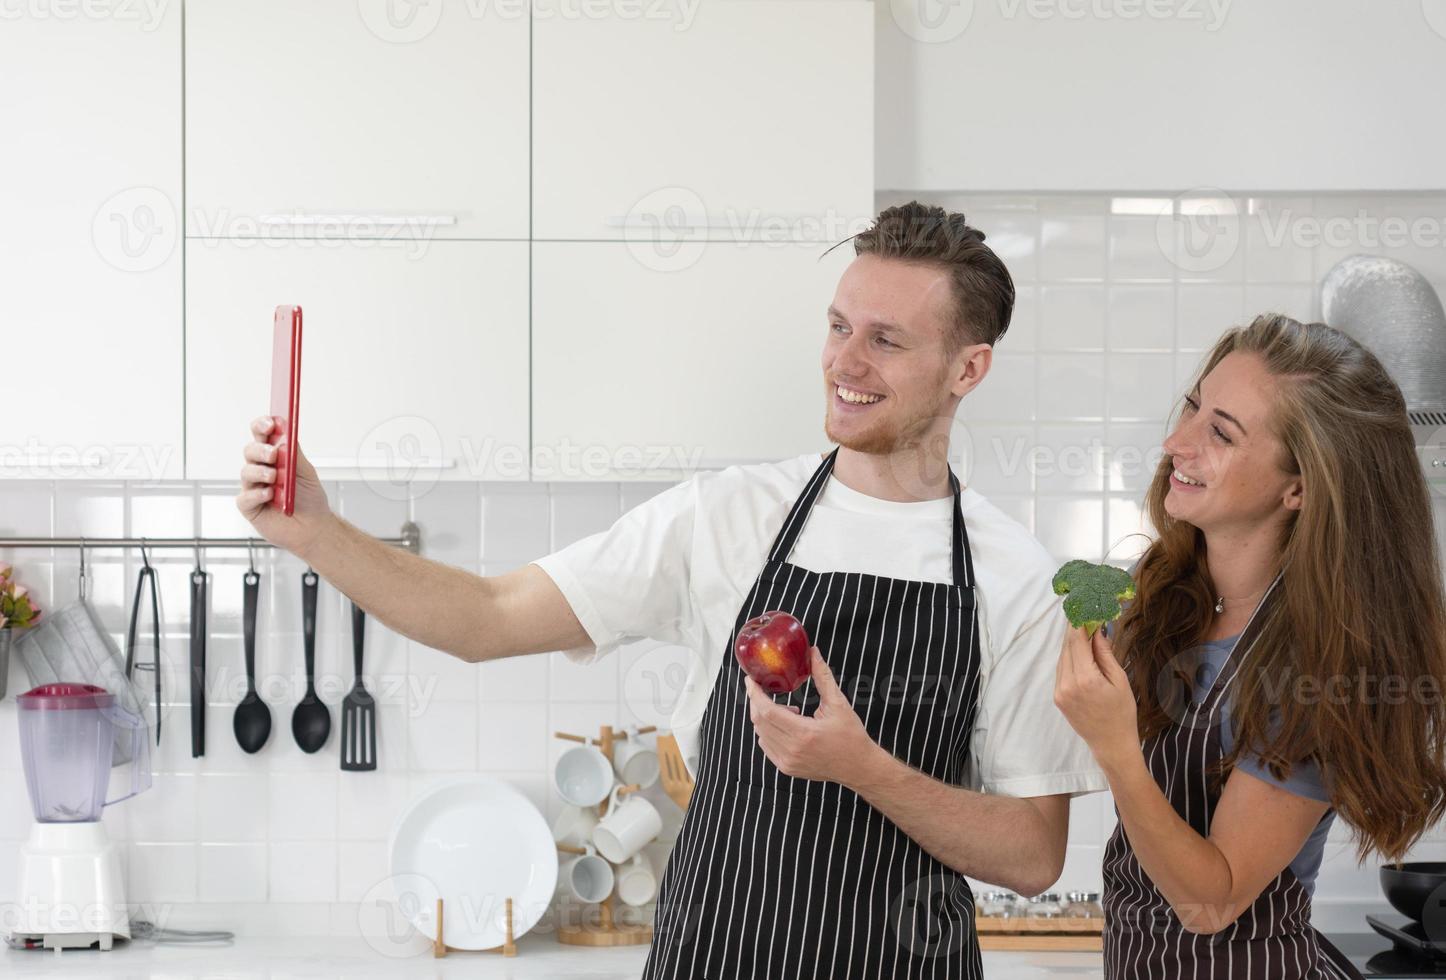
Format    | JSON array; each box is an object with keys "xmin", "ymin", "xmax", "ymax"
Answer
[{"xmin": 0, "ymin": 522, "xmax": 422, "ymax": 554}]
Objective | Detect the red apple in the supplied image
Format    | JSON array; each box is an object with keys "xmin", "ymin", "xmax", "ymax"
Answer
[{"xmin": 735, "ymin": 610, "xmax": 812, "ymax": 694}]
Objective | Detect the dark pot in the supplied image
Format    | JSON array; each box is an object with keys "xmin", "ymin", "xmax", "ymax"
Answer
[{"xmin": 1381, "ymin": 863, "xmax": 1446, "ymax": 923}]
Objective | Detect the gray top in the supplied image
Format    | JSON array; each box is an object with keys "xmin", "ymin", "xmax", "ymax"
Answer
[
  {"xmin": 1106, "ymin": 563, "xmax": 1334, "ymax": 894},
  {"xmin": 1193, "ymin": 632, "xmax": 1334, "ymax": 896}
]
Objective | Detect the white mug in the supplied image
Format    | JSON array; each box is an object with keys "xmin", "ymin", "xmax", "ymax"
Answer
[
  {"xmin": 612, "ymin": 731, "xmax": 660, "ymax": 789},
  {"xmin": 560, "ymin": 844, "xmax": 615, "ymax": 904},
  {"xmin": 554, "ymin": 743, "xmax": 615, "ymax": 807},
  {"xmin": 615, "ymin": 852, "xmax": 657, "ymax": 907},
  {"xmin": 551, "ymin": 804, "xmax": 599, "ymax": 848},
  {"xmin": 591, "ymin": 785, "xmax": 663, "ymax": 864}
]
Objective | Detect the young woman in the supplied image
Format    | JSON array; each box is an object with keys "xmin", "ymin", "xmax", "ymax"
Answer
[{"xmin": 1054, "ymin": 313, "xmax": 1446, "ymax": 979}]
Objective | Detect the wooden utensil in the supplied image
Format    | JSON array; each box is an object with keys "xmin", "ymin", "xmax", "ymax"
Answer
[{"xmin": 656, "ymin": 733, "xmax": 694, "ymax": 810}]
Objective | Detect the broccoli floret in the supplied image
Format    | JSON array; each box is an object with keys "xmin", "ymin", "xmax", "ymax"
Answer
[{"xmin": 1051, "ymin": 559, "xmax": 1136, "ymax": 636}]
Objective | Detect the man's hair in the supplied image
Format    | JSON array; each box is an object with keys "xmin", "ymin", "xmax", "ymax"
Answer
[{"xmin": 850, "ymin": 201, "xmax": 1014, "ymax": 352}]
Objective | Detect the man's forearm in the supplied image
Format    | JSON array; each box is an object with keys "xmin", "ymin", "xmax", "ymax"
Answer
[
  {"xmin": 845, "ymin": 744, "xmax": 1066, "ymax": 897},
  {"xmin": 297, "ymin": 513, "xmax": 493, "ymax": 663}
]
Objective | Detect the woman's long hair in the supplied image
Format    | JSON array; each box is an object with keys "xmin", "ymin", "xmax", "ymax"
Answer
[{"xmin": 1118, "ymin": 313, "xmax": 1446, "ymax": 862}]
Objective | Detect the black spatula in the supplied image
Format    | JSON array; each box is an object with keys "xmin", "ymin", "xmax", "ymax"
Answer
[{"xmin": 340, "ymin": 601, "xmax": 376, "ymax": 771}]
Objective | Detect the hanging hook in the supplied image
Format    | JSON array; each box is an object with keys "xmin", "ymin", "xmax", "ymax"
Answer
[
  {"xmin": 246, "ymin": 538, "xmax": 257, "ymax": 576},
  {"xmin": 140, "ymin": 537, "xmax": 151, "ymax": 571},
  {"xmin": 78, "ymin": 536, "xmax": 87, "ymax": 600},
  {"xmin": 193, "ymin": 538, "xmax": 203, "ymax": 572}
]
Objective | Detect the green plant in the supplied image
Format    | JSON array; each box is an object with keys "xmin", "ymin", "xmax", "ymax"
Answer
[{"xmin": 0, "ymin": 562, "xmax": 41, "ymax": 629}]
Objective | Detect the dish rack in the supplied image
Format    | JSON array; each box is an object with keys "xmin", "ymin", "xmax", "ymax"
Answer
[{"xmin": 554, "ymin": 723, "xmax": 658, "ymax": 948}]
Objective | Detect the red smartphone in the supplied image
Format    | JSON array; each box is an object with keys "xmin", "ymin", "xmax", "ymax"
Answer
[{"xmin": 268, "ymin": 305, "xmax": 303, "ymax": 515}]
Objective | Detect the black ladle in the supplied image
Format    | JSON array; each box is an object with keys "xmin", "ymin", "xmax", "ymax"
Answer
[
  {"xmin": 233, "ymin": 568, "xmax": 271, "ymax": 753},
  {"xmin": 291, "ymin": 569, "xmax": 331, "ymax": 752}
]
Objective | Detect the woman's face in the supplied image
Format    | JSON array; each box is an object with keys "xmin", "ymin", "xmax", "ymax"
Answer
[{"xmin": 1161, "ymin": 350, "xmax": 1304, "ymax": 533}]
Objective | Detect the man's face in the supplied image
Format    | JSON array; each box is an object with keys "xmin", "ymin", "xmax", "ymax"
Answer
[{"xmin": 822, "ymin": 254, "xmax": 962, "ymax": 455}]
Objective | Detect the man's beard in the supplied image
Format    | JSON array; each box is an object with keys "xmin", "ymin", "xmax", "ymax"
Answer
[{"xmin": 824, "ymin": 402, "xmax": 938, "ymax": 456}]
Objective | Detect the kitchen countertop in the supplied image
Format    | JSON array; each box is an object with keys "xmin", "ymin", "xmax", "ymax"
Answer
[{"xmin": 2, "ymin": 933, "xmax": 1106, "ymax": 978}]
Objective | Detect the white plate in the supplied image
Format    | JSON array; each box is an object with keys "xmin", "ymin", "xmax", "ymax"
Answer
[{"xmin": 388, "ymin": 776, "xmax": 558, "ymax": 950}]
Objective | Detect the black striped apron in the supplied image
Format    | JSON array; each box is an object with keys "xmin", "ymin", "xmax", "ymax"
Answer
[
  {"xmin": 642, "ymin": 447, "xmax": 985, "ymax": 980},
  {"xmin": 1102, "ymin": 578, "xmax": 1363, "ymax": 979}
]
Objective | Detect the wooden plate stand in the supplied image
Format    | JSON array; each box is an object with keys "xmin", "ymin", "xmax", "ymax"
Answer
[
  {"xmin": 553, "ymin": 723, "xmax": 657, "ymax": 948},
  {"xmin": 432, "ymin": 896, "xmax": 517, "ymax": 958}
]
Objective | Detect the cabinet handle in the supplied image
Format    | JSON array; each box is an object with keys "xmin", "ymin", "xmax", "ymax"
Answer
[
  {"xmin": 257, "ymin": 213, "xmax": 458, "ymax": 228},
  {"xmin": 310, "ymin": 458, "xmax": 458, "ymax": 470}
]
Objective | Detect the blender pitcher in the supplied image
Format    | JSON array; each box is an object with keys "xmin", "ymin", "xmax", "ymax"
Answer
[{"xmin": 18, "ymin": 683, "xmax": 151, "ymax": 823}]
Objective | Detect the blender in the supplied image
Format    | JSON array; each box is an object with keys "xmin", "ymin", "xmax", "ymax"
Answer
[{"xmin": 7, "ymin": 683, "xmax": 151, "ymax": 951}]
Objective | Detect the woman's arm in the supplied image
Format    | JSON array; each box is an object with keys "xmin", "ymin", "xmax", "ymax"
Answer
[
  {"xmin": 1054, "ymin": 626, "xmax": 1329, "ymax": 934},
  {"xmin": 1103, "ymin": 751, "xmax": 1328, "ymax": 933}
]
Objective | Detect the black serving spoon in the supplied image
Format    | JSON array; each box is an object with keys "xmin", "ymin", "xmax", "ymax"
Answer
[
  {"xmin": 233, "ymin": 565, "xmax": 271, "ymax": 753},
  {"xmin": 291, "ymin": 569, "xmax": 331, "ymax": 753}
]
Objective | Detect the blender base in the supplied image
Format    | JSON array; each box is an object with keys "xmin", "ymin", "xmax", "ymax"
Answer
[{"xmin": 8, "ymin": 821, "xmax": 131, "ymax": 951}]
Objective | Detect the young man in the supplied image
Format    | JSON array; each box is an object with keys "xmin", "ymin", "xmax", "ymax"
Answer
[{"xmin": 237, "ymin": 202, "xmax": 1105, "ymax": 978}]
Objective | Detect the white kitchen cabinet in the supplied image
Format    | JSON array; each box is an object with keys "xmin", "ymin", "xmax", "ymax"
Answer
[
  {"xmin": 879, "ymin": 0, "xmax": 1446, "ymax": 192},
  {"xmin": 185, "ymin": 240, "xmax": 529, "ymax": 482},
  {"xmin": 0, "ymin": 10, "xmax": 183, "ymax": 480},
  {"xmin": 185, "ymin": 0, "xmax": 528, "ymax": 240},
  {"xmin": 532, "ymin": 240, "xmax": 856, "ymax": 480},
  {"xmin": 532, "ymin": 0, "xmax": 873, "ymax": 241}
]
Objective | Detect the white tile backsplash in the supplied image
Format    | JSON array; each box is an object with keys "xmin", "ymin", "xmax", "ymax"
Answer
[{"xmin": 3, "ymin": 191, "xmax": 1443, "ymax": 931}]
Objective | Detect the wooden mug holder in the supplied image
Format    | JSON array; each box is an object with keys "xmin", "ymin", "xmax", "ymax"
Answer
[{"xmin": 553, "ymin": 723, "xmax": 658, "ymax": 947}]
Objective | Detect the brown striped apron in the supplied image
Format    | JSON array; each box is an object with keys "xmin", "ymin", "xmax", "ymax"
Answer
[
  {"xmin": 641, "ymin": 447, "xmax": 985, "ymax": 979},
  {"xmin": 1102, "ymin": 578, "xmax": 1363, "ymax": 979}
]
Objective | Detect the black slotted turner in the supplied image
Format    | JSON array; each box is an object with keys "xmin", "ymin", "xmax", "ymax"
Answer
[{"xmin": 340, "ymin": 601, "xmax": 377, "ymax": 771}]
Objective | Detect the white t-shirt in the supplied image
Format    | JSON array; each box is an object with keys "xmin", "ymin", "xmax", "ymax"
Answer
[{"xmin": 532, "ymin": 452, "xmax": 1106, "ymax": 799}]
